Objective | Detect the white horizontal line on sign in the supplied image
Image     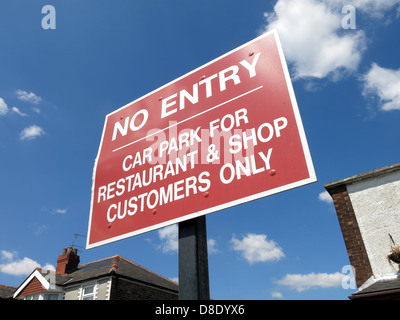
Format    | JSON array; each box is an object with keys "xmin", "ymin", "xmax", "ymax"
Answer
[{"xmin": 112, "ymin": 85, "xmax": 264, "ymax": 153}]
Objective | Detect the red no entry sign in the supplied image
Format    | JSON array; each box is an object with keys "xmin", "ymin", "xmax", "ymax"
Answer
[{"xmin": 86, "ymin": 30, "xmax": 316, "ymax": 249}]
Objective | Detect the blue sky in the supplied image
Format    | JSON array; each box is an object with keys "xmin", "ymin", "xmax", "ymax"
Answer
[{"xmin": 1, "ymin": 0, "xmax": 400, "ymax": 300}]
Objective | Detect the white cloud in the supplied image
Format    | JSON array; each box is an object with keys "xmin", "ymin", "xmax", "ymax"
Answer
[
  {"xmin": 19, "ymin": 125, "xmax": 45, "ymax": 140},
  {"xmin": 0, "ymin": 250, "xmax": 55, "ymax": 276},
  {"xmin": 157, "ymin": 225, "xmax": 219, "ymax": 255},
  {"xmin": 207, "ymin": 238, "xmax": 219, "ymax": 254},
  {"xmin": 29, "ymin": 223, "xmax": 48, "ymax": 236},
  {"xmin": 271, "ymin": 291, "xmax": 284, "ymax": 299},
  {"xmin": 231, "ymin": 233, "xmax": 284, "ymax": 264},
  {"xmin": 42, "ymin": 264, "xmax": 56, "ymax": 271},
  {"xmin": 362, "ymin": 63, "xmax": 400, "ymax": 111},
  {"xmin": 0, "ymin": 257, "xmax": 40, "ymax": 276},
  {"xmin": 15, "ymin": 90, "xmax": 42, "ymax": 104},
  {"xmin": 158, "ymin": 224, "xmax": 178, "ymax": 254},
  {"xmin": 169, "ymin": 277, "xmax": 179, "ymax": 283},
  {"xmin": 318, "ymin": 191, "xmax": 333, "ymax": 204},
  {"xmin": 1, "ymin": 250, "xmax": 16, "ymax": 261},
  {"xmin": 276, "ymin": 272, "xmax": 344, "ymax": 292},
  {"xmin": 0, "ymin": 97, "xmax": 8, "ymax": 115},
  {"xmin": 12, "ymin": 106, "xmax": 28, "ymax": 117},
  {"xmin": 260, "ymin": 0, "xmax": 366, "ymax": 80},
  {"xmin": 53, "ymin": 208, "xmax": 68, "ymax": 214},
  {"xmin": 328, "ymin": 0, "xmax": 400, "ymax": 18}
]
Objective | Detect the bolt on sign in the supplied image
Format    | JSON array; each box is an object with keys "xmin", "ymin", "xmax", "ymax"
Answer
[{"xmin": 86, "ymin": 29, "xmax": 317, "ymax": 249}]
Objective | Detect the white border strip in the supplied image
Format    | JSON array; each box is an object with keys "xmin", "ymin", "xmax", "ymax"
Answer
[
  {"xmin": 273, "ymin": 30, "xmax": 316, "ymax": 183},
  {"xmin": 86, "ymin": 29, "xmax": 317, "ymax": 249}
]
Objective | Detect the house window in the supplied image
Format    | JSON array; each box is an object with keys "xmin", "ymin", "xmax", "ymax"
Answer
[
  {"xmin": 23, "ymin": 293, "xmax": 60, "ymax": 300},
  {"xmin": 24, "ymin": 293, "xmax": 40, "ymax": 300},
  {"xmin": 81, "ymin": 284, "xmax": 96, "ymax": 300},
  {"xmin": 44, "ymin": 294, "xmax": 59, "ymax": 300}
]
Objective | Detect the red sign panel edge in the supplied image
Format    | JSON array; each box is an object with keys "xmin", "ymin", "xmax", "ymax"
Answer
[{"xmin": 86, "ymin": 29, "xmax": 317, "ymax": 249}]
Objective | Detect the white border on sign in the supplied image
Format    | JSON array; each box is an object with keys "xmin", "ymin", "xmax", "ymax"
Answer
[{"xmin": 86, "ymin": 29, "xmax": 317, "ymax": 249}]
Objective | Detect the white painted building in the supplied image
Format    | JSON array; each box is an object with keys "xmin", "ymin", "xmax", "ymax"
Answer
[{"xmin": 325, "ymin": 163, "xmax": 400, "ymax": 299}]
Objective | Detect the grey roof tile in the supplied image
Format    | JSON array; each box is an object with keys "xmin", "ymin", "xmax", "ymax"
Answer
[{"xmin": 63, "ymin": 255, "xmax": 178, "ymax": 291}]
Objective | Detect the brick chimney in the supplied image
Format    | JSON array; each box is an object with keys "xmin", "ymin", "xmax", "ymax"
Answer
[{"xmin": 56, "ymin": 247, "xmax": 80, "ymax": 274}]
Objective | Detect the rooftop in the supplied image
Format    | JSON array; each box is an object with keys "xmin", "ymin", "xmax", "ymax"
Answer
[
  {"xmin": 9, "ymin": 251, "xmax": 178, "ymax": 299},
  {"xmin": 324, "ymin": 163, "xmax": 400, "ymax": 189},
  {"xmin": 0, "ymin": 284, "xmax": 17, "ymax": 299},
  {"xmin": 350, "ymin": 273, "xmax": 400, "ymax": 299},
  {"xmin": 64, "ymin": 255, "xmax": 178, "ymax": 291}
]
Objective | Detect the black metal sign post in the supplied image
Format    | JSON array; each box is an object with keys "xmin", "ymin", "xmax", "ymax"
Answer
[{"xmin": 178, "ymin": 215, "xmax": 210, "ymax": 300}]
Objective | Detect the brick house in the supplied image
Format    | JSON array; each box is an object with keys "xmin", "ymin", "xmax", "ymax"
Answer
[
  {"xmin": 10, "ymin": 247, "xmax": 178, "ymax": 300},
  {"xmin": 325, "ymin": 163, "xmax": 400, "ymax": 299}
]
